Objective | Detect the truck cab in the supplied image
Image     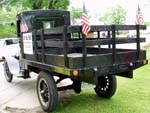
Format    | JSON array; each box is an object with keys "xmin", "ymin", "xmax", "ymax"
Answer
[{"xmin": 16, "ymin": 10, "xmax": 70, "ymax": 37}]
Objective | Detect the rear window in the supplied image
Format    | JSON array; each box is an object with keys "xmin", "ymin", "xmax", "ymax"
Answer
[{"xmin": 36, "ymin": 17, "xmax": 64, "ymax": 29}]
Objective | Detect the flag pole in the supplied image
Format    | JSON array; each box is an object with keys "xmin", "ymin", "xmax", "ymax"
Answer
[{"xmin": 82, "ymin": 0, "xmax": 87, "ymax": 67}]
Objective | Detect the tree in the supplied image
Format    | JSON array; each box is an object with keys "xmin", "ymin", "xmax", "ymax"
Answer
[
  {"xmin": 22, "ymin": 0, "xmax": 69, "ymax": 10},
  {"xmin": 0, "ymin": 0, "xmax": 70, "ymax": 10},
  {"xmin": 0, "ymin": 0, "xmax": 70, "ymax": 37},
  {"xmin": 24, "ymin": 0, "xmax": 44, "ymax": 9},
  {"xmin": 101, "ymin": 5, "xmax": 127, "ymax": 25},
  {"xmin": 48, "ymin": 0, "xmax": 69, "ymax": 10},
  {"xmin": 70, "ymin": 7, "xmax": 82, "ymax": 19}
]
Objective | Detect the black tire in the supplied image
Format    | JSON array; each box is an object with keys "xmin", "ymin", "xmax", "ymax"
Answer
[
  {"xmin": 36, "ymin": 71, "xmax": 58, "ymax": 112},
  {"xmin": 3, "ymin": 60, "xmax": 13, "ymax": 83},
  {"xmin": 94, "ymin": 75, "xmax": 117, "ymax": 98}
]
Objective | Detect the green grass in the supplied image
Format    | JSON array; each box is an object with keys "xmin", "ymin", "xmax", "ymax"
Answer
[
  {"xmin": 52, "ymin": 50, "xmax": 150, "ymax": 113},
  {"xmin": 144, "ymin": 22, "xmax": 150, "ymax": 26}
]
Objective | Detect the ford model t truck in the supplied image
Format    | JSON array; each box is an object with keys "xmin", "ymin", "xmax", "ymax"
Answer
[{"xmin": 3, "ymin": 10, "xmax": 147, "ymax": 112}]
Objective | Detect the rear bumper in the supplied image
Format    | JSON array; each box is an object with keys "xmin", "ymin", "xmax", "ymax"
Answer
[{"xmin": 71, "ymin": 60, "xmax": 148, "ymax": 84}]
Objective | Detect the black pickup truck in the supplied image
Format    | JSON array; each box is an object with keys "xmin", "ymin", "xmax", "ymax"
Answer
[{"xmin": 3, "ymin": 10, "xmax": 147, "ymax": 112}]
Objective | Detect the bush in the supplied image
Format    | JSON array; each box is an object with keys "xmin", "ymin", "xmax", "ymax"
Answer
[{"xmin": 0, "ymin": 25, "xmax": 17, "ymax": 38}]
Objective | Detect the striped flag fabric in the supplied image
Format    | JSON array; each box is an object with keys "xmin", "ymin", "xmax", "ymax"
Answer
[
  {"xmin": 135, "ymin": 4, "xmax": 144, "ymax": 25},
  {"xmin": 20, "ymin": 18, "xmax": 29, "ymax": 33},
  {"xmin": 82, "ymin": 2, "xmax": 91, "ymax": 36}
]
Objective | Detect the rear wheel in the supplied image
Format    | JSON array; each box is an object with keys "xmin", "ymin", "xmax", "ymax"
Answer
[
  {"xmin": 37, "ymin": 71, "xmax": 58, "ymax": 112},
  {"xmin": 3, "ymin": 60, "xmax": 13, "ymax": 82},
  {"xmin": 94, "ymin": 75, "xmax": 117, "ymax": 98}
]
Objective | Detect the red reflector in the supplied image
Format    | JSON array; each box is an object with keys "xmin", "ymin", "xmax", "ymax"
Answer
[
  {"xmin": 73, "ymin": 70, "xmax": 78, "ymax": 77},
  {"xmin": 143, "ymin": 60, "xmax": 147, "ymax": 65}
]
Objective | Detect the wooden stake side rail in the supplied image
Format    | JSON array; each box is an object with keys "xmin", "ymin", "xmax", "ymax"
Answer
[
  {"xmin": 67, "ymin": 25, "xmax": 146, "ymax": 33},
  {"xmin": 33, "ymin": 25, "xmax": 146, "ymax": 68}
]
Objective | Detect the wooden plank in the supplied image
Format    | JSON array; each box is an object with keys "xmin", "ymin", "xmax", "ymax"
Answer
[
  {"xmin": 67, "ymin": 38, "xmax": 145, "ymax": 47},
  {"xmin": 37, "ymin": 39, "xmax": 64, "ymax": 47},
  {"xmin": 67, "ymin": 25, "xmax": 111, "ymax": 32},
  {"xmin": 67, "ymin": 25, "xmax": 146, "ymax": 33},
  {"xmin": 36, "ymin": 38, "xmax": 145, "ymax": 48},
  {"xmin": 115, "ymin": 25, "xmax": 146, "ymax": 30}
]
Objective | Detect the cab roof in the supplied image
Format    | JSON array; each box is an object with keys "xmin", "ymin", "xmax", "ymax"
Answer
[
  {"xmin": 17, "ymin": 10, "xmax": 70, "ymax": 17},
  {"xmin": 17, "ymin": 10, "xmax": 70, "ymax": 25}
]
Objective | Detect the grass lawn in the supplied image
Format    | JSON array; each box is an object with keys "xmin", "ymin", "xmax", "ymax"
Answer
[{"xmin": 53, "ymin": 50, "xmax": 150, "ymax": 113}]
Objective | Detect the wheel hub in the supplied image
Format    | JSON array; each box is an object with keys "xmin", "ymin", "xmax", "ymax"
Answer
[{"xmin": 98, "ymin": 76, "xmax": 110, "ymax": 92}]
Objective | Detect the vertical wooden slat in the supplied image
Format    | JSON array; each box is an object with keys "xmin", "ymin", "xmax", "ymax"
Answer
[
  {"xmin": 111, "ymin": 25, "xmax": 116, "ymax": 65},
  {"xmin": 63, "ymin": 25, "xmax": 69, "ymax": 67},
  {"xmin": 82, "ymin": 34, "xmax": 87, "ymax": 67},
  {"xmin": 78, "ymin": 32, "xmax": 81, "ymax": 39},
  {"xmin": 33, "ymin": 30, "xmax": 38, "ymax": 61},
  {"xmin": 136, "ymin": 25, "xmax": 140, "ymax": 60},
  {"xmin": 97, "ymin": 31, "xmax": 101, "ymax": 49},
  {"xmin": 107, "ymin": 30, "xmax": 111, "ymax": 48},
  {"xmin": 21, "ymin": 33, "xmax": 25, "ymax": 59},
  {"xmin": 40, "ymin": 29, "xmax": 45, "ymax": 63}
]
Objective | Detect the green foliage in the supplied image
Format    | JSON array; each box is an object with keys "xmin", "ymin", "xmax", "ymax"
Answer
[
  {"xmin": 0, "ymin": 9, "xmax": 17, "ymax": 38},
  {"xmin": 0, "ymin": 0, "xmax": 70, "ymax": 10},
  {"xmin": 70, "ymin": 7, "xmax": 82, "ymax": 19},
  {"xmin": 101, "ymin": 5, "xmax": 127, "ymax": 25},
  {"xmin": 22, "ymin": 0, "xmax": 44, "ymax": 9},
  {"xmin": 0, "ymin": 0, "xmax": 70, "ymax": 37},
  {"xmin": 144, "ymin": 22, "xmax": 150, "ymax": 25},
  {"xmin": 48, "ymin": 0, "xmax": 69, "ymax": 10},
  {"xmin": 0, "ymin": 25, "xmax": 16, "ymax": 38}
]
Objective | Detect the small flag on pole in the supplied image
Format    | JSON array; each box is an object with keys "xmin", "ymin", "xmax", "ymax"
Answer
[
  {"xmin": 20, "ymin": 18, "xmax": 29, "ymax": 33},
  {"xmin": 82, "ymin": 2, "xmax": 91, "ymax": 36},
  {"xmin": 135, "ymin": 4, "xmax": 144, "ymax": 25}
]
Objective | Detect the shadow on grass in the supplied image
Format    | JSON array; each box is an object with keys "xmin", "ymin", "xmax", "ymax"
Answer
[{"xmin": 55, "ymin": 90, "xmax": 117, "ymax": 113}]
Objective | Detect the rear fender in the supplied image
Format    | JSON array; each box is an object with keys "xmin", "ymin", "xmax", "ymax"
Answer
[{"xmin": 4, "ymin": 56, "xmax": 20, "ymax": 75}]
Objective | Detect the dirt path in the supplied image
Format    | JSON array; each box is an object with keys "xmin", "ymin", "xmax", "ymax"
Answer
[
  {"xmin": 1, "ymin": 106, "xmax": 43, "ymax": 113},
  {"xmin": 0, "ymin": 90, "xmax": 75, "ymax": 113},
  {"xmin": 0, "ymin": 62, "xmax": 75, "ymax": 113}
]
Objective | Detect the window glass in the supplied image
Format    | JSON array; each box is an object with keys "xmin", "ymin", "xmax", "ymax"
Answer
[
  {"xmin": 36, "ymin": 17, "xmax": 64, "ymax": 29},
  {"xmin": 43, "ymin": 21, "xmax": 55, "ymax": 29}
]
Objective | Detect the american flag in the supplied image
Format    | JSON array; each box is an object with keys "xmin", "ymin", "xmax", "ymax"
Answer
[
  {"xmin": 82, "ymin": 2, "xmax": 91, "ymax": 36},
  {"xmin": 20, "ymin": 18, "xmax": 28, "ymax": 33},
  {"xmin": 135, "ymin": 4, "xmax": 144, "ymax": 25}
]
